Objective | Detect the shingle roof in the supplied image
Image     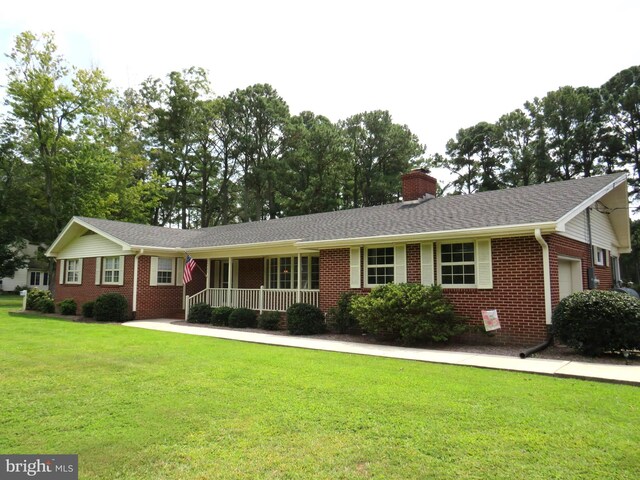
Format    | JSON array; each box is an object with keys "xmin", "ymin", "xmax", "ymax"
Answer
[{"xmin": 77, "ymin": 173, "xmax": 626, "ymax": 249}]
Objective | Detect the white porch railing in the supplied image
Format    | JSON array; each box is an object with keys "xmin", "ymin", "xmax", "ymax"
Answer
[{"xmin": 185, "ymin": 287, "xmax": 320, "ymax": 319}]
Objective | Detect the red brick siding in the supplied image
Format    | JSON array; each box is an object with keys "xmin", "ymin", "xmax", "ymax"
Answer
[
  {"xmin": 441, "ymin": 237, "xmax": 547, "ymax": 345},
  {"xmin": 406, "ymin": 244, "xmax": 421, "ymax": 283},
  {"xmin": 54, "ymin": 256, "xmax": 135, "ymax": 316},
  {"xmin": 319, "ymin": 248, "xmax": 371, "ymax": 311},
  {"xmin": 239, "ymin": 258, "xmax": 264, "ymax": 288},
  {"xmin": 135, "ymin": 256, "xmax": 183, "ymax": 319}
]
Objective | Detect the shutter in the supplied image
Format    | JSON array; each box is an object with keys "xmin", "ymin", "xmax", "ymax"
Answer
[
  {"xmin": 350, "ymin": 247, "xmax": 361, "ymax": 289},
  {"xmin": 58, "ymin": 259, "xmax": 65, "ymax": 285},
  {"xmin": 77, "ymin": 259, "xmax": 83, "ymax": 284},
  {"xmin": 233, "ymin": 260, "xmax": 239, "ymax": 288},
  {"xmin": 95, "ymin": 257, "xmax": 102, "ymax": 285},
  {"xmin": 118, "ymin": 255, "xmax": 125, "ymax": 286},
  {"xmin": 176, "ymin": 257, "xmax": 184, "ymax": 286},
  {"xmin": 149, "ymin": 257, "xmax": 158, "ymax": 286},
  {"xmin": 476, "ymin": 239, "xmax": 493, "ymax": 289},
  {"xmin": 421, "ymin": 243, "xmax": 434, "ymax": 285},
  {"xmin": 394, "ymin": 245, "xmax": 406, "ymax": 283}
]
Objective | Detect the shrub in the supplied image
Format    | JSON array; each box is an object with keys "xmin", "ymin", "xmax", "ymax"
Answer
[
  {"xmin": 350, "ymin": 283, "xmax": 466, "ymax": 344},
  {"xmin": 34, "ymin": 297, "xmax": 55, "ymax": 313},
  {"xmin": 211, "ymin": 306, "xmax": 234, "ymax": 326},
  {"xmin": 82, "ymin": 301, "xmax": 95, "ymax": 318},
  {"xmin": 26, "ymin": 289, "xmax": 52, "ymax": 311},
  {"xmin": 188, "ymin": 303, "xmax": 212, "ymax": 324},
  {"xmin": 228, "ymin": 308, "xmax": 257, "ymax": 328},
  {"xmin": 94, "ymin": 293, "xmax": 129, "ymax": 322},
  {"xmin": 258, "ymin": 311, "xmax": 281, "ymax": 330},
  {"xmin": 326, "ymin": 292, "xmax": 359, "ymax": 334},
  {"xmin": 552, "ymin": 290, "xmax": 640, "ymax": 355},
  {"xmin": 286, "ymin": 303, "xmax": 326, "ymax": 335},
  {"xmin": 13, "ymin": 285, "xmax": 29, "ymax": 294},
  {"xmin": 58, "ymin": 298, "xmax": 77, "ymax": 315}
]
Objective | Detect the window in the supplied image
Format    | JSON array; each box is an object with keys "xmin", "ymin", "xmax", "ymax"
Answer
[
  {"xmin": 103, "ymin": 256, "xmax": 121, "ymax": 284},
  {"xmin": 157, "ymin": 258, "xmax": 174, "ymax": 284},
  {"xmin": 594, "ymin": 247, "xmax": 606, "ymax": 266},
  {"xmin": 440, "ymin": 242, "xmax": 475, "ymax": 286},
  {"xmin": 29, "ymin": 271, "xmax": 41, "ymax": 286},
  {"xmin": 266, "ymin": 256, "xmax": 319, "ymax": 289},
  {"xmin": 65, "ymin": 259, "xmax": 81, "ymax": 284},
  {"xmin": 366, "ymin": 247, "xmax": 395, "ymax": 286}
]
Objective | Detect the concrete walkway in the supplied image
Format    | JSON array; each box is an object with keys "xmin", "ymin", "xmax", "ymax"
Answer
[{"xmin": 123, "ymin": 319, "xmax": 640, "ymax": 386}]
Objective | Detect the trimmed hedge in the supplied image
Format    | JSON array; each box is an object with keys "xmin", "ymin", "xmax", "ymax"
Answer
[
  {"xmin": 26, "ymin": 289, "xmax": 52, "ymax": 311},
  {"xmin": 228, "ymin": 308, "xmax": 257, "ymax": 328},
  {"xmin": 211, "ymin": 306, "xmax": 234, "ymax": 326},
  {"xmin": 258, "ymin": 311, "xmax": 281, "ymax": 330},
  {"xmin": 94, "ymin": 293, "xmax": 129, "ymax": 322},
  {"xmin": 82, "ymin": 301, "xmax": 95, "ymax": 318},
  {"xmin": 35, "ymin": 297, "xmax": 55, "ymax": 313},
  {"xmin": 350, "ymin": 283, "xmax": 466, "ymax": 343},
  {"xmin": 58, "ymin": 298, "xmax": 77, "ymax": 315},
  {"xmin": 188, "ymin": 303, "xmax": 212, "ymax": 324},
  {"xmin": 287, "ymin": 303, "xmax": 325, "ymax": 335},
  {"xmin": 552, "ymin": 290, "xmax": 640, "ymax": 355}
]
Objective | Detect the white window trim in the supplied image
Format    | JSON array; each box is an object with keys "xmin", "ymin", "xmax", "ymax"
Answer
[
  {"xmin": 102, "ymin": 256, "xmax": 124, "ymax": 286},
  {"xmin": 156, "ymin": 257, "xmax": 175, "ymax": 285},
  {"xmin": 364, "ymin": 245, "xmax": 396, "ymax": 288},
  {"xmin": 65, "ymin": 259, "xmax": 83, "ymax": 285},
  {"xmin": 593, "ymin": 246, "xmax": 606, "ymax": 267},
  {"xmin": 438, "ymin": 241, "xmax": 477, "ymax": 289}
]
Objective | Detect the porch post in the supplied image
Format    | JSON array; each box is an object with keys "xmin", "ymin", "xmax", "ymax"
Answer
[
  {"xmin": 296, "ymin": 252, "xmax": 302, "ymax": 303},
  {"xmin": 206, "ymin": 258, "xmax": 211, "ymax": 305},
  {"xmin": 227, "ymin": 257, "xmax": 233, "ymax": 307},
  {"xmin": 185, "ymin": 295, "xmax": 190, "ymax": 320},
  {"xmin": 259, "ymin": 285, "xmax": 264, "ymax": 314}
]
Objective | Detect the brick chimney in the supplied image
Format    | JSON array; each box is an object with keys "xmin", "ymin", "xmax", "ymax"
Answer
[{"xmin": 402, "ymin": 168, "xmax": 437, "ymax": 202}]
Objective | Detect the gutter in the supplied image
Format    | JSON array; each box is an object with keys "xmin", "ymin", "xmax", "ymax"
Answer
[
  {"xmin": 534, "ymin": 229, "xmax": 552, "ymax": 325},
  {"xmin": 132, "ymin": 248, "xmax": 144, "ymax": 317}
]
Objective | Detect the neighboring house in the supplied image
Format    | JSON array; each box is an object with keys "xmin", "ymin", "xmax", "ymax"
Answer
[
  {"xmin": 1, "ymin": 242, "xmax": 50, "ymax": 292},
  {"xmin": 45, "ymin": 170, "xmax": 630, "ymax": 344}
]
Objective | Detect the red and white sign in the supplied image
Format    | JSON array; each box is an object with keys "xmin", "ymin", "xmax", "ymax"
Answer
[{"xmin": 482, "ymin": 309, "xmax": 501, "ymax": 331}]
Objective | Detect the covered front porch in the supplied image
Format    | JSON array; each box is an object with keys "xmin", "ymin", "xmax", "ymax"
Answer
[{"xmin": 184, "ymin": 252, "xmax": 320, "ymax": 319}]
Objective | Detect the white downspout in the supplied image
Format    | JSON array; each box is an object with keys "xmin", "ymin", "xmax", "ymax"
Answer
[
  {"xmin": 132, "ymin": 248, "xmax": 144, "ymax": 316},
  {"xmin": 534, "ymin": 229, "xmax": 552, "ymax": 324}
]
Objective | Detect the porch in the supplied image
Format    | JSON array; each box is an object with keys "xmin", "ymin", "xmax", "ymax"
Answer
[
  {"xmin": 185, "ymin": 287, "xmax": 320, "ymax": 318},
  {"xmin": 184, "ymin": 254, "xmax": 321, "ymax": 319}
]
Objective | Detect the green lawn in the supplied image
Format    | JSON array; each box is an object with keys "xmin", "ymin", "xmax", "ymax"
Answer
[{"xmin": 1, "ymin": 296, "xmax": 639, "ymax": 479}]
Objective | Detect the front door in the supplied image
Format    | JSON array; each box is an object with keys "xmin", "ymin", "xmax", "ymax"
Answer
[{"xmin": 212, "ymin": 260, "xmax": 238, "ymax": 288}]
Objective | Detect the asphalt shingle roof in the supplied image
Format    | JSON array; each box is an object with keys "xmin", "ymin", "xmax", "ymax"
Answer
[{"xmin": 77, "ymin": 173, "xmax": 625, "ymax": 249}]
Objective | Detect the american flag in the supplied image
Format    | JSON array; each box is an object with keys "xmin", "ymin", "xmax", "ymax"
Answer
[{"xmin": 183, "ymin": 255, "xmax": 196, "ymax": 284}]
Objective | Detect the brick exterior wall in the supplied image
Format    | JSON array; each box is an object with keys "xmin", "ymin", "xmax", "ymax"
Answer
[
  {"xmin": 440, "ymin": 237, "xmax": 547, "ymax": 345},
  {"xmin": 238, "ymin": 258, "xmax": 264, "ymax": 288},
  {"xmin": 136, "ymin": 256, "xmax": 183, "ymax": 319},
  {"xmin": 54, "ymin": 256, "xmax": 135, "ymax": 316},
  {"xmin": 318, "ymin": 235, "xmax": 616, "ymax": 345}
]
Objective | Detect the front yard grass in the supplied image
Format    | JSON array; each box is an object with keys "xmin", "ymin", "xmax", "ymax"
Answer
[{"xmin": 1, "ymin": 303, "xmax": 638, "ymax": 479}]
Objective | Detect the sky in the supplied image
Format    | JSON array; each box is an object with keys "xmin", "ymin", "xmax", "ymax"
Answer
[{"xmin": 0, "ymin": 0, "xmax": 639, "ymax": 158}]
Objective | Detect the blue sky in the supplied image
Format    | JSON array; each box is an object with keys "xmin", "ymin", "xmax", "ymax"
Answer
[{"xmin": 1, "ymin": 0, "xmax": 639, "ymax": 158}]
